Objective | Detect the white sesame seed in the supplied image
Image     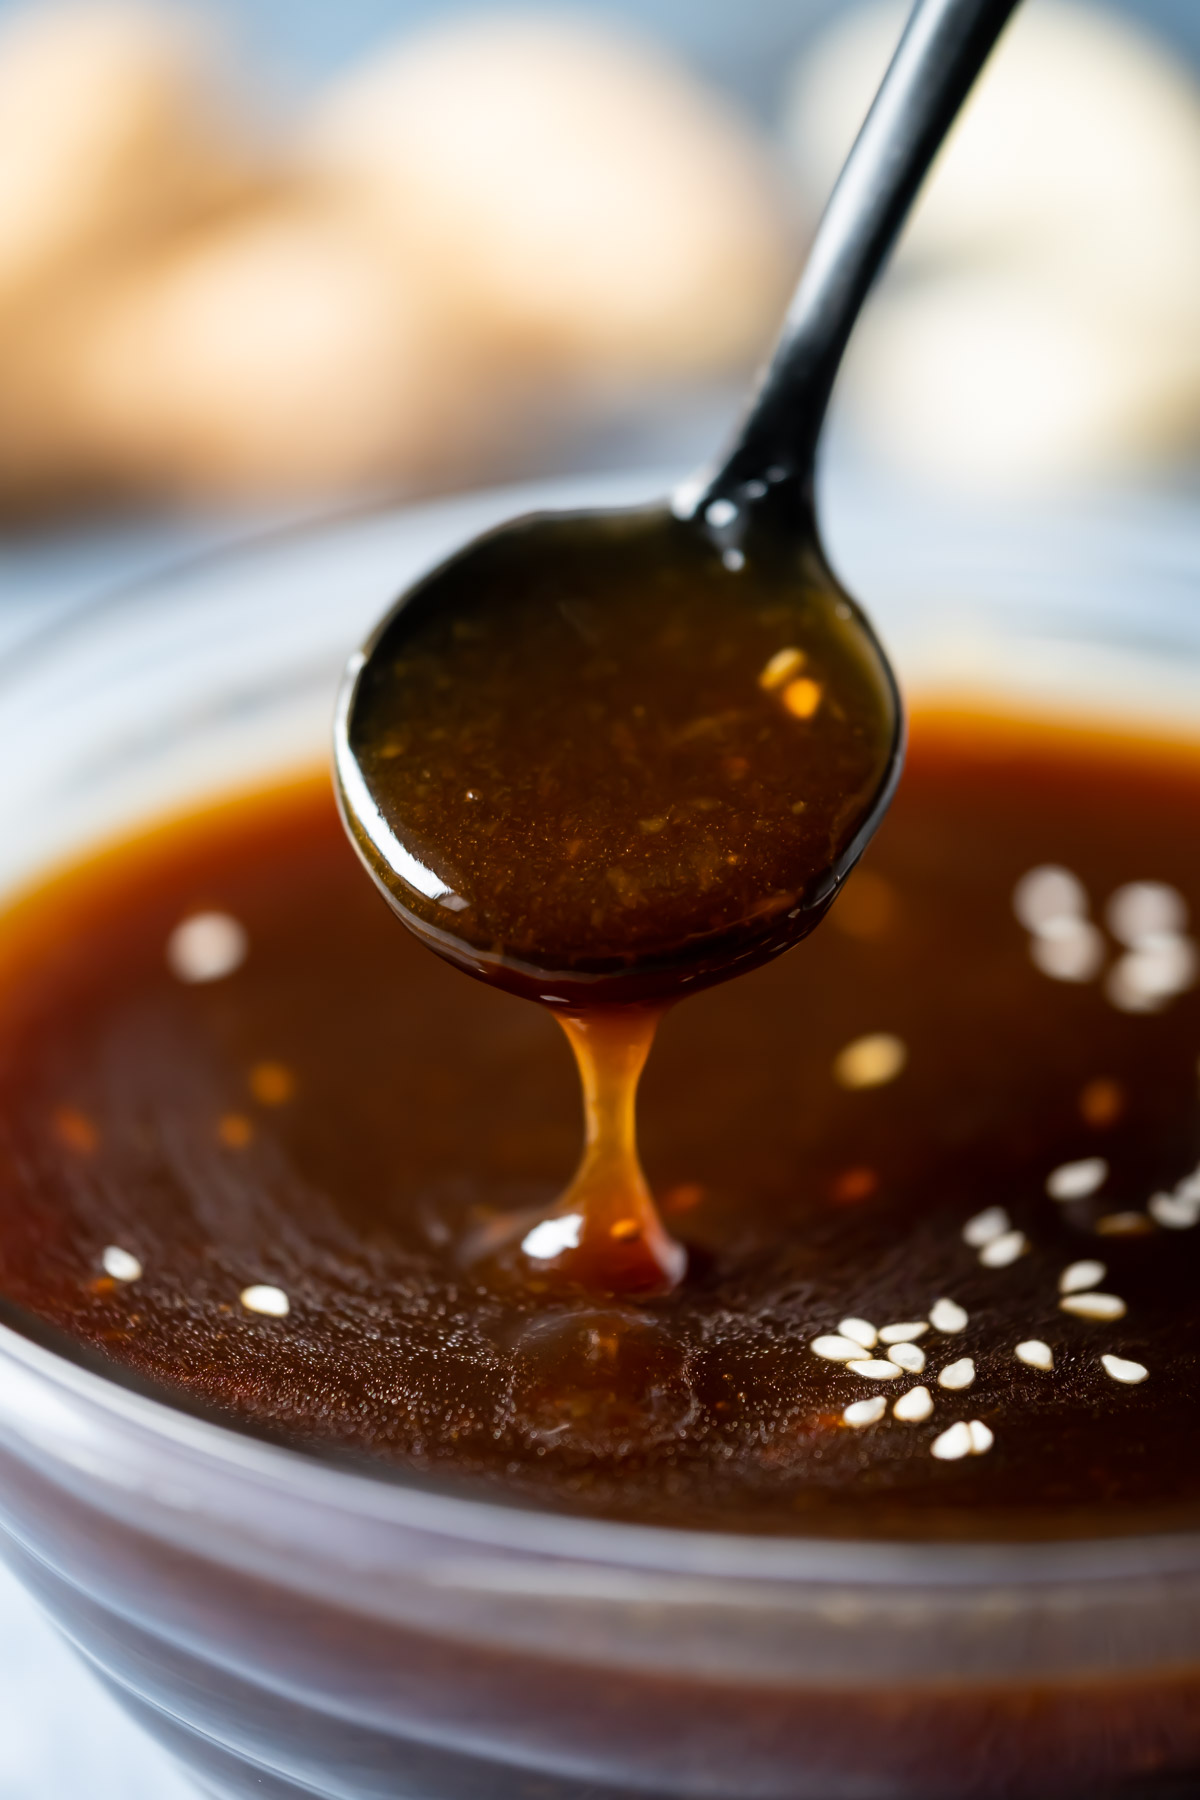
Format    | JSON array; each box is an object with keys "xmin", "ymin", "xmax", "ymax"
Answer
[
  {"xmin": 1059, "ymin": 1259, "xmax": 1106, "ymax": 1294},
  {"xmin": 843, "ymin": 1396, "xmax": 887, "ymax": 1428},
  {"xmin": 846, "ymin": 1359, "xmax": 902, "ymax": 1380},
  {"xmin": 811, "ymin": 1334, "xmax": 867, "ymax": 1362},
  {"xmin": 1012, "ymin": 866, "xmax": 1088, "ymax": 933},
  {"xmin": 1046, "ymin": 1158, "xmax": 1108, "ymax": 1201},
  {"xmin": 838, "ymin": 1317, "xmax": 877, "ymax": 1350},
  {"xmin": 929, "ymin": 1297, "xmax": 968, "ymax": 1333},
  {"xmin": 1126, "ymin": 934, "xmax": 1197, "ymax": 1000},
  {"xmin": 101, "ymin": 1245, "xmax": 142, "ymax": 1282},
  {"xmin": 240, "ymin": 1283, "xmax": 290, "ymax": 1318},
  {"xmin": 1060, "ymin": 1292, "xmax": 1126, "ymax": 1321},
  {"xmin": 1015, "ymin": 1339, "xmax": 1054, "ymax": 1370},
  {"xmin": 1101, "ymin": 1354, "xmax": 1148, "ymax": 1385},
  {"xmin": 166, "ymin": 912, "xmax": 248, "ymax": 984},
  {"xmin": 893, "ymin": 1385, "xmax": 933, "ymax": 1422},
  {"xmin": 931, "ymin": 1420, "xmax": 973, "ymax": 1461},
  {"xmin": 887, "ymin": 1341, "xmax": 926, "ymax": 1374},
  {"xmin": 962, "ymin": 1205, "xmax": 1010, "ymax": 1248},
  {"xmin": 705, "ymin": 498, "xmax": 737, "ymax": 529},
  {"xmin": 1104, "ymin": 959, "xmax": 1160, "ymax": 1014},
  {"xmin": 722, "ymin": 548, "xmax": 746, "ymax": 572},
  {"xmin": 966, "ymin": 1419, "xmax": 994, "ymax": 1454},
  {"xmin": 938, "ymin": 1357, "xmax": 975, "ymax": 1391},
  {"xmin": 832, "ymin": 1033, "xmax": 907, "ymax": 1090},
  {"xmin": 758, "ymin": 647, "xmax": 805, "ymax": 690},
  {"xmin": 878, "ymin": 1321, "xmax": 929, "ymax": 1344},
  {"xmin": 1029, "ymin": 918, "xmax": 1105, "ymax": 983},
  {"xmin": 1106, "ymin": 936, "xmax": 1197, "ymax": 1011},
  {"xmin": 979, "ymin": 1229, "xmax": 1028, "ymax": 1269},
  {"xmin": 1106, "ymin": 881, "xmax": 1188, "ymax": 946},
  {"xmin": 1149, "ymin": 1192, "xmax": 1200, "ymax": 1230}
]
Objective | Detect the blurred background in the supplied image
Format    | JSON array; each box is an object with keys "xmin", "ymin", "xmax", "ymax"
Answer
[{"xmin": 0, "ymin": 0, "xmax": 1198, "ymax": 622}]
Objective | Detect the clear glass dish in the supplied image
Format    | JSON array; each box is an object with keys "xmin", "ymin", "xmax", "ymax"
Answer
[{"xmin": 0, "ymin": 471, "xmax": 1198, "ymax": 1800}]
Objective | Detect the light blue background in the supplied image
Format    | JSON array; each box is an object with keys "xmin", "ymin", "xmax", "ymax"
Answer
[{"xmin": 1, "ymin": 0, "xmax": 1196, "ymax": 113}]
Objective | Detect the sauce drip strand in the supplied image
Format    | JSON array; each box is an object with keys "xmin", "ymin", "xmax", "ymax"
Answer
[
  {"xmin": 337, "ymin": 506, "xmax": 900, "ymax": 1293},
  {"xmin": 520, "ymin": 1009, "xmax": 683, "ymax": 1295}
]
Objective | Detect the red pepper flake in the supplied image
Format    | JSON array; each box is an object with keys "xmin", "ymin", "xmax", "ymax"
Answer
[
  {"xmin": 831, "ymin": 1166, "xmax": 878, "ymax": 1204},
  {"xmin": 1080, "ymin": 1077, "xmax": 1125, "ymax": 1128},
  {"xmin": 54, "ymin": 1106, "xmax": 98, "ymax": 1154}
]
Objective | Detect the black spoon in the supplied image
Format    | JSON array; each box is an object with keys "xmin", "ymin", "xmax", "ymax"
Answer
[{"xmin": 335, "ymin": 0, "xmax": 1021, "ymax": 1014}]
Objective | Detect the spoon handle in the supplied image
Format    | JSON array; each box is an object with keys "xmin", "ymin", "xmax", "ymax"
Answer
[{"xmin": 692, "ymin": 0, "xmax": 1021, "ymax": 531}]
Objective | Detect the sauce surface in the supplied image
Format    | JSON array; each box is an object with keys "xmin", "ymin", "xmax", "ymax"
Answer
[{"xmin": 2, "ymin": 711, "xmax": 1200, "ymax": 1539}]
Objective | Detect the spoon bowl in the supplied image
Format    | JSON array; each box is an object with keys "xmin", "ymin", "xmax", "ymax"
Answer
[{"xmin": 334, "ymin": 497, "xmax": 901, "ymax": 1009}]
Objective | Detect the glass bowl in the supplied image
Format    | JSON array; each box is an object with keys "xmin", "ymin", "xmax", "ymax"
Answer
[{"xmin": 0, "ymin": 471, "xmax": 1198, "ymax": 1800}]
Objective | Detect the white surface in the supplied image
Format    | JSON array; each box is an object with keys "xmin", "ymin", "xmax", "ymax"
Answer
[{"xmin": 0, "ymin": 1560, "xmax": 196, "ymax": 1799}]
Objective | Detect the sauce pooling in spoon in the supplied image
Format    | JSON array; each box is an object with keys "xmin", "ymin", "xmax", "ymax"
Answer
[{"xmin": 337, "ymin": 507, "xmax": 900, "ymax": 1292}]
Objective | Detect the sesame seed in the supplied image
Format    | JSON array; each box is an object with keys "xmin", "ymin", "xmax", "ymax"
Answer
[
  {"xmin": 1029, "ymin": 918, "xmax": 1105, "ymax": 983},
  {"xmin": 1046, "ymin": 1157, "xmax": 1108, "ymax": 1201},
  {"xmin": 979, "ymin": 1230, "xmax": 1028, "ymax": 1268},
  {"xmin": 966, "ymin": 1420, "xmax": 994, "ymax": 1454},
  {"xmin": 893, "ymin": 1385, "xmax": 933, "ymax": 1422},
  {"xmin": 1149, "ymin": 1192, "xmax": 1200, "ymax": 1230},
  {"xmin": 1015, "ymin": 1339, "xmax": 1054, "ymax": 1370},
  {"xmin": 705, "ymin": 498, "xmax": 737, "ymax": 529},
  {"xmin": 962, "ymin": 1206, "xmax": 1009, "ymax": 1248},
  {"xmin": 1012, "ymin": 866, "xmax": 1088, "ymax": 932},
  {"xmin": 929, "ymin": 1297, "xmax": 968, "ymax": 1333},
  {"xmin": 878, "ymin": 1321, "xmax": 929, "ymax": 1344},
  {"xmin": 843, "ymin": 1396, "xmax": 887, "ymax": 1428},
  {"xmin": 846, "ymin": 1359, "xmax": 902, "ymax": 1380},
  {"xmin": 1059, "ymin": 1259, "xmax": 1107, "ymax": 1294},
  {"xmin": 758, "ymin": 647, "xmax": 805, "ymax": 690},
  {"xmin": 1060, "ymin": 1292, "xmax": 1126, "ymax": 1321},
  {"xmin": 166, "ymin": 912, "xmax": 248, "ymax": 984},
  {"xmin": 101, "ymin": 1245, "xmax": 142, "ymax": 1283},
  {"xmin": 1101, "ymin": 1354, "xmax": 1148, "ymax": 1385},
  {"xmin": 931, "ymin": 1421, "xmax": 973, "ymax": 1461},
  {"xmin": 887, "ymin": 1341, "xmax": 926, "ymax": 1374},
  {"xmin": 938, "ymin": 1357, "xmax": 975, "ymax": 1391},
  {"xmin": 838, "ymin": 1317, "xmax": 877, "ymax": 1351},
  {"xmin": 1109, "ymin": 934, "xmax": 1197, "ymax": 1005},
  {"xmin": 239, "ymin": 1284, "xmax": 290, "ymax": 1318},
  {"xmin": 832, "ymin": 1033, "xmax": 907, "ymax": 1090},
  {"xmin": 1106, "ymin": 881, "xmax": 1188, "ymax": 946},
  {"xmin": 811, "ymin": 1334, "xmax": 867, "ymax": 1362},
  {"xmin": 722, "ymin": 548, "xmax": 746, "ymax": 572}
]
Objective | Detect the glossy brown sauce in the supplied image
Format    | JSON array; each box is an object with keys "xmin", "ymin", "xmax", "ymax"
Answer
[
  {"xmin": 2, "ymin": 710, "xmax": 1200, "ymax": 1539},
  {"xmin": 340, "ymin": 508, "xmax": 899, "ymax": 1006},
  {"xmin": 340, "ymin": 506, "xmax": 900, "ymax": 1293}
]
